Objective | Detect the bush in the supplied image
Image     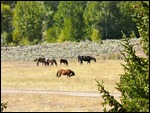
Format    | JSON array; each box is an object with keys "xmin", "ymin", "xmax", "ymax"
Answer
[{"xmin": 1, "ymin": 102, "xmax": 8, "ymax": 112}]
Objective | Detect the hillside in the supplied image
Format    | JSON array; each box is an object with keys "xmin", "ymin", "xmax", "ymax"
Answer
[{"xmin": 1, "ymin": 38, "xmax": 142, "ymax": 62}]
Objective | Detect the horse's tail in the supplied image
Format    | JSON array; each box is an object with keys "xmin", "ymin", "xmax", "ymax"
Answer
[
  {"xmin": 34, "ymin": 58, "xmax": 37, "ymax": 62},
  {"xmin": 68, "ymin": 69, "xmax": 75, "ymax": 76},
  {"xmin": 78, "ymin": 56, "xmax": 82, "ymax": 62},
  {"xmin": 37, "ymin": 61, "xmax": 39, "ymax": 66},
  {"xmin": 71, "ymin": 72, "xmax": 75, "ymax": 76},
  {"xmin": 78, "ymin": 55, "xmax": 83, "ymax": 64}
]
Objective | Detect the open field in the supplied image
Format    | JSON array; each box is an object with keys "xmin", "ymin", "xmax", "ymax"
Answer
[
  {"xmin": 2, "ymin": 93, "xmax": 103, "ymax": 112},
  {"xmin": 1, "ymin": 60, "xmax": 124, "ymax": 112},
  {"xmin": 1, "ymin": 60, "xmax": 124, "ymax": 92}
]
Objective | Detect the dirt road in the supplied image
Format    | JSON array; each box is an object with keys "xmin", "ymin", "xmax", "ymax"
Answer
[{"xmin": 1, "ymin": 89, "xmax": 121, "ymax": 98}]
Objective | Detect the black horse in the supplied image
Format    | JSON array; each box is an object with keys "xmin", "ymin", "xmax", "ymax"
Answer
[
  {"xmin": 34, "ymin": 57, "xmax": 46, "ymax": 66},
  {"xmin": 60, "ymin": 59, "xmax": 68, "ymax": 66},
  {"xmin": 78, "ymin": 55, "xmax": 96, "ymax": 64}
]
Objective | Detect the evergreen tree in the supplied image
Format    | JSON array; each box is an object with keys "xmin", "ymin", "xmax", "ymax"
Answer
[{"xmin": 96, "ymin": 1, "xmax": 149, "ymax": 112}]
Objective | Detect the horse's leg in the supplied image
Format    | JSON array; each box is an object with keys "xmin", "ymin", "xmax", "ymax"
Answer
[
  {"xmin": 46, "ymin": 62, "xmax": 49, "ymax": 66},
  {"xmin": 66, "ymin": 63, "xmax": 68, "ymax": 66},
  {"xmin": 37, "ymin": 61, "xmax": 39, "ymax": 66},
  {"xmin": 49, "ymin": 62, "xmax": 52, "ymax": 67},
  {"xmin": 80, "ymin": 60, "xmax": 83, "ymax": 64},
  {"xmin": 42, "ymin": 61, "xmax": 45, "ymax": 66},
  {"xmin": 87, "ymin": 60, "xmax": 90, "ymax": 64}
]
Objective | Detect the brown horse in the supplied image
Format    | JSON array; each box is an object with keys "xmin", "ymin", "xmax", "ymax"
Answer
[
  {"xmin": 34, "ymin": 57, "xmax": 46, "ymax": 66},
  {"xmin": 60, "ymin": 59, "xmax": 68, "ymax": 66},
  {"xmin": 46, "ymin": 58, "xmax": 57, "ymax": 66},
  {"xmin": 56, "ymin": 69, "xmax": 75, "ymax": 78}
]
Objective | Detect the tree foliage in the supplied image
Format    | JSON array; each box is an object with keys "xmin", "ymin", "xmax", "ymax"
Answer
[
  {"xmin": 1, "ymin": 1, "xmax": 144, "ymax": 45},
  {"xmin": 54, "ymin": 1, "xmax": 86, "ymax": 42},
  {"xmin": 1, "ymin": 2, "xmax": 14, "ymax": 45},
  {"xmin": 96, "ymin": 1, "xmax": 149, "ymax": 112},
  {"xmin": 90, "ymin": 28, "xmax": 102, "ymax": 42},
  {"xmin": 12, "ymin": 1, "xmax": 45, "ymax": 45}
]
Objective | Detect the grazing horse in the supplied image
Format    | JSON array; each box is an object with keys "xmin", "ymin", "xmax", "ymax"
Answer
[
  {"xmin": 78, "ymin": 55, "xmax": 96, "ymax": 64},
  {"xmin": 46, "ymin": 58, "xmax": 57, "ymax": 66},
  {"xmin": 60, "ymin": 59, "xmax": 68, "ymax": 66},
  {"xmin": 34, "ymin": 57, "xmax": 46, "ymax": 66},
  {"xmin": 56, "ymin": 69, "xmax": 75, "ymax": 78}
]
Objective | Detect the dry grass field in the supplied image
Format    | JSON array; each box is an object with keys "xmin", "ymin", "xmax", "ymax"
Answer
[{"xmin": 1, "ymin": 60, "xmax": 125, "ymax": 112}]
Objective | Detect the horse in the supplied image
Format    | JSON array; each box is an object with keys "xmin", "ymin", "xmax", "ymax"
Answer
[
  {"xmin": 78, "ymin": 55, "xmax": 96, "ymax": 64},
  {"xmin": 60, "ymin": 59, "xmax": 68, "ymax": 66},
  {"xmin": 34, "ymin": 57, "xmax": 46, "ymax": 66},
  {"xmin": 45, "ymin": 58, "xmax": 57, "ymax": 66},
  {"xmin": 56, "ymin": 69, "xmax": 75, "ymax": 78}
]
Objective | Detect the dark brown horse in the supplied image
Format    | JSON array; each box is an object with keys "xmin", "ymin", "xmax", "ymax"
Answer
[
  {"xmin": 56, "ymin": 69, "xmax": 75, "ymax": 78},
  {"xmin": 60, "ymin": 59, "xmax": 68, "ymax": 66},
  {"xmin": 78, "ymin": 55, "xmax": 96, "ymax": 64},
  {"xmin": 46, "ymin": 58, "xmax": 57, "ymax": 66},
  {"xmin": 34, "ymin": 57, "xmax": 46, "ymax": 66}
]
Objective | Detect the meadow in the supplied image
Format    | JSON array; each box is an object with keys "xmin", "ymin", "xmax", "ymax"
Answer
[{"xmin": 1, "ymin": 59, "xmax": 124, "ymax": 112}]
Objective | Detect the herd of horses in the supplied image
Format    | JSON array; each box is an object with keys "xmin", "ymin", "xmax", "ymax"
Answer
[{"xmin": 34, "ymin": 55, "xmax": 96, "ymax": 78}]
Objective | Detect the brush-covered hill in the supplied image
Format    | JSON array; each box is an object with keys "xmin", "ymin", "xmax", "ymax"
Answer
[{"xmin": 1, "ymin": 38, "xmax": 142, "ymax": 62}]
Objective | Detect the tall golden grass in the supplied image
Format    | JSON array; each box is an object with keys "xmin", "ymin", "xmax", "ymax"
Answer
[
  {"xmin": 1, "ymin": 60, "xmax": 124, "ymax": 112},
  {"xmin": 2, "ymin": 60, "xmax": 124, "ymax": 92}
]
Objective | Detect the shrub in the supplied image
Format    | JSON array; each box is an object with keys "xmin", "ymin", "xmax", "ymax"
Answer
[{"xmin": 1, "ymin": 102, "xmax": 8, "ymax": 112}]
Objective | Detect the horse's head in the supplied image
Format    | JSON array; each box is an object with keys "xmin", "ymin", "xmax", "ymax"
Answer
[
  {"xmin": 90, "ymin": 56, "xmax": 96, "ymax": 62},
  {"xmin": 93, "ymin": 58, "xmax": 96, "ymax": 62},
  {"xmin": 34, "ymin": 58, "xmax": 37, "ymax": 62}
]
